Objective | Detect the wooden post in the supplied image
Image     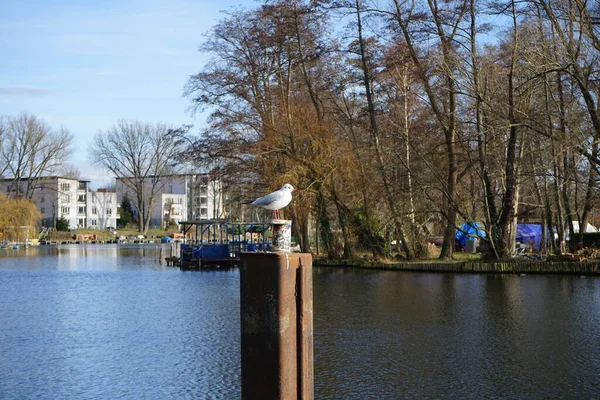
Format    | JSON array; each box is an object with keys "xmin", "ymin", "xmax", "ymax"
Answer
[{"xmin": 239, "ymin": 252, "xmax": 314, "ymax": 400}]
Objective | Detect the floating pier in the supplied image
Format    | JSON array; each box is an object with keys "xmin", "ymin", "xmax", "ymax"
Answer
[{"xmin": 177, "ymin": 219, "xmax": 275, "ymax": 270}]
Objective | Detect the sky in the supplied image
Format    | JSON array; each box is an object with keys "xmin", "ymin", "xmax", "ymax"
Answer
[{"xmin": 0, "ymin": 0, "xmax": 251, "ymax": 188}]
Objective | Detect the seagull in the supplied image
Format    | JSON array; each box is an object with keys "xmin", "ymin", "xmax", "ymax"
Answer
[{"xmin": 248, "ymin": 184, "xmax": 295, "ymax": 219}]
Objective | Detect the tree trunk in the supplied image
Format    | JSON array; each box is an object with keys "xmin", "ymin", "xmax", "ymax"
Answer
[{"xmin": 355, "ymin": 0, "xmax": 411, "ymax": 259}]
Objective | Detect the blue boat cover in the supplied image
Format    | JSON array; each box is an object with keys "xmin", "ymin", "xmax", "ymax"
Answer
[
  {"xmin": 455, "ymin": 222, "xmax": 486, "ymax": 249},
  {"xmin": 198, "ymin": 244, "xmax": 230, "ymax": 259},
  {"xmin": 516, "ymin": 224, "xmax": 542, "ymax": 251}
]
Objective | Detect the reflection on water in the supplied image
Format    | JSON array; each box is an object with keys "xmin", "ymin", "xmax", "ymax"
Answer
[
  {"xmin": 0, "ymin": 247, "xmax": 599, "ymax": 399},
  {"xmin": 0, "ymin": 244, "xmax": 174, "ymax": 271},
  {"xmin": 313, "ymin": 268, "xmax": 600, "ymax": 399}
]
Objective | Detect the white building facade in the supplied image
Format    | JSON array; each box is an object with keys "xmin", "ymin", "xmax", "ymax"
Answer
[
  {"xmin": 87, "ymin": 189, "xmax": 119, "ymax": 229},
  {"xmin": 115, "ymin": 174, "xmax": 222, "ymax": 228},
  {"xmin": 2, "ymin": 177, "xmax": 119, "ymax": 230}
]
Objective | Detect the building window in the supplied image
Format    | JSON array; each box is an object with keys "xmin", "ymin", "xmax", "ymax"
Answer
[
  {"xmin": 92, "ymin": 207, "xmax": 97, "ymax": 215},
  {"xmin": 91, "ymin": 219, "xmax": 97, "ymax": 226},
  {"xmin": 41, "ymin": 196, "xmax": 45, "ymax": 203},
  {"xmin": 200, "ymin": 197, "xmax": 208, "ymax": 205},
  {"xmin": 78, "ymin": 218, "xmax": 85, "ymax": 227},
  {"xmin": 78, "ymin": 207, "xmax": 85, "ymax": 214},
  {"xmin": 60, "ymin": 183, "xmax": 71, "ymax": 192},
  {"xmin": 41, "ymin": 207, "xmax": 45, "ymax": 214},
  {"xmin": 200, "ymin": 207, "xmax": 208, "ymax": 217},
  {"xmin": 60, "ymin": 194, "xmax": 70, "ymax": 202},
  {"xmin": 78, "ymin": 195, "xmax": 85, "ymax": 202},
  {"xmin": 61, "ymin": 207, "xmax": 70, "ymax": 215},
  {"xmin": 107, "ymin": 209, "xmax": 112, "ymax": 216},
  {"xmin": 200, "ymin": 186, "xmax": 208, "ymax": 196},
  {"xmin": 78, "ymin": 182, "xmax": 86, "ymax": 190},
  {"xmin": 40, "ymin": 184, "xmax": 44, "ymax": 191}
]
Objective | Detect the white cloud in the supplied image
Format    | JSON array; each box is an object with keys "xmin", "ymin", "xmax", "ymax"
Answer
[{"xmin": 0, "ymin": 87, "xmax": 51, "ymax": 96}]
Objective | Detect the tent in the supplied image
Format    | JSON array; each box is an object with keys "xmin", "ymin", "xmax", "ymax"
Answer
[
  {"xmin": 455, "ymin": 222, "xmax": 486, "ymax": 249},
  {"xmin": 564, "ymin": 221, "xmax": 598, "ymax": 241},
  {"xmin": 516, "ymin": 224, "xmax": 542, "ymax": 251},
  {"xmin": 571, "ymin": 221, "xmax": 598, "ymax": 234}
]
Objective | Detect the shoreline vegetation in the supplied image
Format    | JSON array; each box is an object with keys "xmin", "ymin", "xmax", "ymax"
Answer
[
  {"xmin": 8, "ymin": 229, "xmax": 600, "ymax": 275},
  {"xmin": 313, "ymin": 257, "xmax": 600, "ymax": 275}
]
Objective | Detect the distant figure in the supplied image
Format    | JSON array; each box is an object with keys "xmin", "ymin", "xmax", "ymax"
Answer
[{"xmin": 247, "ymin": 184, "xmax": 294, "ymax": 219}]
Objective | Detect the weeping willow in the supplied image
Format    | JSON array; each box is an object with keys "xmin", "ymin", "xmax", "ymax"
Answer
[{"xmin": 0, "ymin": 194, "xmax": 41, "ymax": 241}]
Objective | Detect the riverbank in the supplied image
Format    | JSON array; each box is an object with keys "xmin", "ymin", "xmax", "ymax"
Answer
[
  {"xmin": 314, "ymin": 257, "xmax": 600, "ymax": 275},
  {"xmin": 39, "ymin": 238, "xmax": 157, "ymax": 245}
]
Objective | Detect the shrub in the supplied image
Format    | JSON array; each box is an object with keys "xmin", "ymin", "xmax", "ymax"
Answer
[
  {"xmin": 56, "ymin": 216, "xmax": 70, "ymax": 231},
  {"xmin": 570, "ymin": 232, "xmax": 600, "ymax": 248}
]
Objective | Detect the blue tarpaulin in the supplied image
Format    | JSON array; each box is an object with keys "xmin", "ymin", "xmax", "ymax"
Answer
[
  {"xmin": 455, "ymin": 222, "xmax": 486, "ymax": 249},
  {"xmin": 516, "ymin": 224, "xmax": 542, "ymax": 251},
  {"xmin": 195, "ymin": 244, "xmax": 230, "ymax": 259}
]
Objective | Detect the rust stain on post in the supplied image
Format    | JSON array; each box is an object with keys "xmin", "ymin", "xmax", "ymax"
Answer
[{"xmin": 240, "ymin": 252, "xmax": 313, "ymax": 400}]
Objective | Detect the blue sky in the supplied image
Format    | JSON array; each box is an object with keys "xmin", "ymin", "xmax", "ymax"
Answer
[{"xmin": 0, "ymin": 0, "xmax": 250, "ymax": 188}]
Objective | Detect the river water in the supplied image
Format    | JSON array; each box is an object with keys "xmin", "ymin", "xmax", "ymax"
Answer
[{"xmin": 0, "ymin": 245, "xmax": 598, "ymax": 399}]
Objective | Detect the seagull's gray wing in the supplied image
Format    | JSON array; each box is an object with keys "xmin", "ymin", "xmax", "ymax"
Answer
[{"xmin": 251, "ymin": 190, "xmax": 281, "ymax": 206}]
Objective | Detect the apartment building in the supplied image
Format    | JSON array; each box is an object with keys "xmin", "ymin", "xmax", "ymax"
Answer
[
  {"xmin": 1, "ymin": 177, "xmax": 119, "ymax": 229},
  {"xmin": 87, "ymin": 189, "xmax": 118, "ymax": 229},
  {"xmin": 115, "ymin": 174, "xmax": 222, "ymax": 228}
]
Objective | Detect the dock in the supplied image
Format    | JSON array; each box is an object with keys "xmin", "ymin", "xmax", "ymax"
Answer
[
  {"xmin": 178, "ymin": 219, "xmax": 272, "ymax": 270},
  {"xmin": 165, "ymin": 256, "xmax": 180, "ymax": 266}
]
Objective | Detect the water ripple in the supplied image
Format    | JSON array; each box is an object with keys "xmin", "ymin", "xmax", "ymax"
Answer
[{"xmin": 1, "ymin": 248, "xmax": 599, "ymax": 399}]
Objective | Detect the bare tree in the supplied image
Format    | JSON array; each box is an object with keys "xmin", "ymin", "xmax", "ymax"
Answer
[
  {"xmin": 180, "ymin": 0, "xmax": 600, "ymax": 259},
  {"xmin": 386, "ymin": 0, "xmax": 468, "ymax": 259},
  {"xmin": 0, "ymin": 115, "xmax": 7, "ymax": 177},
  {"xmin": 185, "ymin": 2, "xmax": 350, "ymax": 253},
  {"xmin": 89, "ymin": 120, "xmax": 185, "ymax": 234},
  {"xmin": 58, "ymin": 163, "xmax": 82, "ymax": 180},
  {"xmin": 0, "ymin": 113, "xmax": 73, "ymax": 199}
]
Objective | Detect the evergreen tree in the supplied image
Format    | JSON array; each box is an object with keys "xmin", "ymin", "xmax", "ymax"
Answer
[
  {"xmin": 55, "ymin": 216, "xmax": 69, "ymax": 231},
  {"xmin": 118, "ymin": 195, "xmax": 134, "ymax": 228}
]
